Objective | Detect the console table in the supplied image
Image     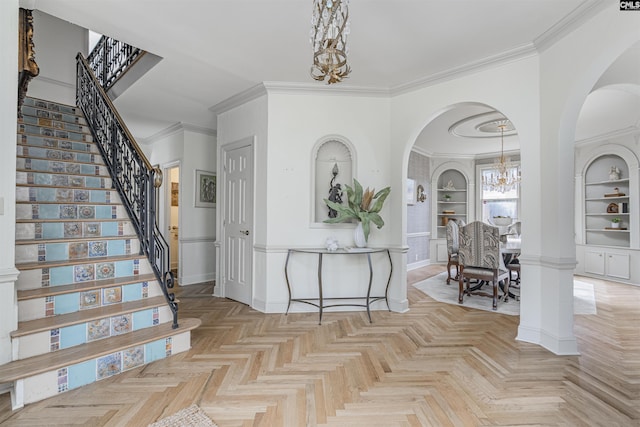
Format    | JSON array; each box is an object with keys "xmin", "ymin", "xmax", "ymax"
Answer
[{"xmin": 284, "ymin": 247, "xmax": 393, "ymax": 324}]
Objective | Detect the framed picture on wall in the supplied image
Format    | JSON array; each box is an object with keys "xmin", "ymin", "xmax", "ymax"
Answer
[
  {"xmin": 194, "ymin": 170, "xmax": 216, "ymax": 208},
  {"xmin": 171, "ymin": 182, "xmax": 179, "ymax": 206},
  {"xmin": 407, "ymin": 178, "xmax": 416, "ymax": 205}
]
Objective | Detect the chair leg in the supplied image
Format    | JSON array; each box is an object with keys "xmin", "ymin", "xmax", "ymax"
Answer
[
  {"xmin": 492, "ymin": 280, "xmax": 498, "ymax": 310},
  {"xmin": 446, "ymin": 261, "xmax": 452, "ymax": 284},
  {"xmin": 458, "ymin": 273, "xmax": 464, "ymax": 304}
]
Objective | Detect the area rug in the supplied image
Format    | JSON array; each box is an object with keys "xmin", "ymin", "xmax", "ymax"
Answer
[
  {"xmin": 148, "ymin": 404, "xmax": 217, "ymax": 427},
  {"xmin": 413, "ymin": 272, "xmax": 597, "ymax": 316}
]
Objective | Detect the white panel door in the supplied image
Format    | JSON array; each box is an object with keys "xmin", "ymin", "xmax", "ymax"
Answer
[{"xmin": 223, "ymin": 142, "xmax": 254, "ymax": 305}]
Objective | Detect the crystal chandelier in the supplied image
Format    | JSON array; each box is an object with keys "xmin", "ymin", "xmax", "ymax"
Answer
[
  {"xmin": 310, "ymin": 0, "xmax": 351, "ymax": 84},
  {"xmin": 482, "ymin": 122, "xmax": 520, "ymax": 193}
]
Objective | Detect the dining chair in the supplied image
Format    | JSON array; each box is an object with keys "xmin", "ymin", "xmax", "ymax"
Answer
[
  {"xmin": 506, "ymin": 221, "xmax": 521, "ymax": 285},
  {"xmin": 457, "ymin": 221, "xmax": 510, "ymax": 310},
  {"xmin": 445, "ymin": 218, "xmax": 464, "ymax": 284}
]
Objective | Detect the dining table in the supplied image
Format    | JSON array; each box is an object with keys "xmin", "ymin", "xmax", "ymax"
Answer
[{"xmin": 500, "ymin": 235, "xmax": 521, "ymax": 299}]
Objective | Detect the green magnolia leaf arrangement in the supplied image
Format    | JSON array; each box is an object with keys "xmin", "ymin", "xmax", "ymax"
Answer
[{"xmin": 323, "ymin": 178, "xmax": 391, "ymax": 241}]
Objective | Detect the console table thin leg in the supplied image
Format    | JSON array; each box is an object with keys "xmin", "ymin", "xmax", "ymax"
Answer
[{"xmin": 318, "ymin": 253, "xmax": 323, "ymax": 325}]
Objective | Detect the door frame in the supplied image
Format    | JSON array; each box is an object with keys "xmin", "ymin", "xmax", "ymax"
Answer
[
  {"xmin": 161, "ymin": 160, "xmax": 181, "ymax": 279},
  {"xmin": 219, "ymin": 137, "xmax": 255, "ymax": 302}
]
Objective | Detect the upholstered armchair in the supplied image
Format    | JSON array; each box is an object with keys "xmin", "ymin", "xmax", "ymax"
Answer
[
  {"xmin": 457, "ymin": 221, "xmax": 510, "ymax": 310},
  {"xmin": 445, "ymin": 219, "xmax": 464, "ymax": 284}
]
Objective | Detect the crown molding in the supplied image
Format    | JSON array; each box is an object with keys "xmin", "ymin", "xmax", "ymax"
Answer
[
  {"xmin": 574, "ymin": 125, "xmax": 640, "ymax": 147},
  {"xmin": 140, "ymin": 122, "xmax": 216, "ymax": 145},
  {"xmin": 391, "ymin": 43, "xmax": 538, "ymax": 96},
  {"xmin": 533, "ymin": 0, "xmax": 609, "ymax": 52},
  {"xmin": 209, "ymin": 83, "xmax": 267, "ymax": 116},
  {"xmin": 262, "ymin": 81, "xmax": 390, "ymax": 97},
  {"xmin": 210, "ymin": 81, "xmax": 389, "ymax": 116}
]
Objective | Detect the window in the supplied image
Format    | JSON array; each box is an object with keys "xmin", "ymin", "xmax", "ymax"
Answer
[{"xmin": 480, "ymin": 165, "xmax": 520, "ymax": 223}]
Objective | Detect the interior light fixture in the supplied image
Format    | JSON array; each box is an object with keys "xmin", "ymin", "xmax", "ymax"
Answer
[
  {"xmin": 482, "ymin": 121, "xmax": 520, "ymax": 193},
  {"xmin": 310, "ymin": 0, "xmax": 351, "ymax": 84}
]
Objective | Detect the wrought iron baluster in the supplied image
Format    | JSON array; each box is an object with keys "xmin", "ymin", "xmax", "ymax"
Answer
[{"xmin": 76, "ymin": 53, "xmax": 177, "ymax": 328}]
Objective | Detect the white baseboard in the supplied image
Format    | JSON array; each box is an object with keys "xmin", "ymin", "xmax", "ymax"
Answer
[{"xmin": 408, "ymin": 259, "xmax": 430, "ymax": 271}]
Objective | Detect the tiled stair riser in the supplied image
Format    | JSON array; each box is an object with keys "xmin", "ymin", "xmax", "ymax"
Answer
[
  {"xmin": 20, "ymin": 114, "xmax": 88, "ymax": 134},
  {"xmin": 17, "ymin": 145, "xmax": 105, "ymax": 165},
  {"xmin": 16, "ymin": 220, "xmax": 135, "ymax": 241},
  {"xmin": 15, "ymin": 187, "xmax": 122, "ymax": 205},
  {"xmin": 15, "ymin": 304, "xmax": 173, "ymax": 359},
  {"xmin": 18, "ymin": 123, "xmax": 90, "ymax": 143},
  {"xmin": 18, "ymin": 280, "xmax": 166, "ymax": 321},
  {"xmin": 16, "ymin": 158, "xmax": 108, "ymax": 176},
  {"xmin": 22, "ymin": 97, "xmax": 79, "ymax": 116},
  {"xmin": 16, "ymin": 258, "xmax": 154, "ymax": 291},
  {"xmin": 15, "ymin": 237, "xmax": 141, "ymax": 263},
  {"xmin": 20, "ymin": 105, "xmax": 87, "ymax": 126},
  {"xmin": 18, "ymin": 331, "xmax": 191, "ymax": 406},
  {"xmin": 16, "ymin": 173, "xmax": 111, "ymax": 191},
  {"xmin": 16, "ymin": 202, "xmax": 127, "ymax": 220},
  {"xmin": 17, "ymin": 135, "xmax": 97, "ymax": 153}
]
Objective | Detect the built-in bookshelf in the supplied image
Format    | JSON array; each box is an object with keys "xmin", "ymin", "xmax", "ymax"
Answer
[
  {"xmin": 584, "ymin": 154, "xmax": 630, "ymax": 248},
  {"xmin": 435, "ymin": 169, "xmax": 467, "ymax": 239}
]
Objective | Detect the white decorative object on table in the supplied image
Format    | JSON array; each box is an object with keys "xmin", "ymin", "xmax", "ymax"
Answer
[
  {"xmin": 354, "ymin": 223, "xmax": 367, "ymax": 248},
  {"xmin": 325, "ymin": 237, "xmax": 339, "ymax": 251}
]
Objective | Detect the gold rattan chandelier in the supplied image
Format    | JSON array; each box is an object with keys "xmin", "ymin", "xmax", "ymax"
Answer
[{"xmin": 310, "ymin": 0, "xmax": 351, "ymax": 84}]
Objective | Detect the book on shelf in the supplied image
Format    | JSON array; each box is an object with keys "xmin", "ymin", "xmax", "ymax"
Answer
[
  {"xmin": 442, "ymin": 210, "xmax": 455, "ymax": 214},
  {"xmin": 618, "ymin": 202, "xmax": 629, "ymax": 213},
  {"xmin": 604, "ymin": 192, "xmax": 625, "ymax": 197}
]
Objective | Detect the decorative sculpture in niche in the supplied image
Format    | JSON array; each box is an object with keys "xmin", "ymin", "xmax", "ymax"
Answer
[
  {"xmin": 443, "ymin": 180, "xmax": 456, "ymax": 190},
  {"xmin": 327, "ymin": 163, "xmax": 343, "ymax": 218},
  {"xmin": 609, "ymin": 166, "xmax": 621, "ymax": 181}
]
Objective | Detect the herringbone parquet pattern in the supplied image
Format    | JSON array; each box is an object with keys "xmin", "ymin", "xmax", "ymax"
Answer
[{"xmin": 1, "ymin": 266, "xmax": 639, "ymax": 426}]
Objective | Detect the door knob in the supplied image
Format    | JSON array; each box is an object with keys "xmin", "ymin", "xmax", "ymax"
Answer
[{"xmin": 240, "ymin": 230, "xmax": 250, "ymax": 235}]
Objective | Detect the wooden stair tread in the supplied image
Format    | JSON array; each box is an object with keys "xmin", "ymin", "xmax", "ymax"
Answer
[
  {"xmin": 16, "ymin": 235, "xmax": 139, "ymax": 245},
  {"xmin": 18, "ymin": 274, "xmax": 157, "ymax": 301},
  {"xmin": 0, "ymin": 318, "xmax": 201, "ymax": 383},
  {"xmin": 17, "ymin": 254, "xmax": 147, "ymax": 271},
  {"xmin": 12, "ymin": 296, "xmax": 170, "ymax": 338}
]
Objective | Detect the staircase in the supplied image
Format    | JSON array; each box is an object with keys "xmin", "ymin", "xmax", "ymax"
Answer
[{"xmin": 0, "ymin": 97, "xmax": 200, "ymax": 409}]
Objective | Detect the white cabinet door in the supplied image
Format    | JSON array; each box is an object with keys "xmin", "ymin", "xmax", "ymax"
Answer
[
  {"xmin": 436, "ymin": 242, "xmax": 449, "ymax": 263},
  {"xmin": 606, "ymin": 252, "xmax": 630, "ymax": 279},
  {"xmin": 584, "ymin": 250, "xmax": 605, "ymax": 275}
]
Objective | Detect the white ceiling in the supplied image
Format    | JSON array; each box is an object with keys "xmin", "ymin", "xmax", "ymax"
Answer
[{"xmin": 25, "ymin": 0, "xmax": 640, "ymax": 155}]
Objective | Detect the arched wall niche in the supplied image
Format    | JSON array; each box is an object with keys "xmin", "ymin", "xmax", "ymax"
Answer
[{"xmin": 311, "ymin": 135, "xmax": 356, "ymax": 226}]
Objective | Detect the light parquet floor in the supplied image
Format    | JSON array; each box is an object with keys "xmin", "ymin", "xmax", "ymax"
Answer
[{"xmin": 1, "ymin": 266, "xmax": 639, "ymax": 426}]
